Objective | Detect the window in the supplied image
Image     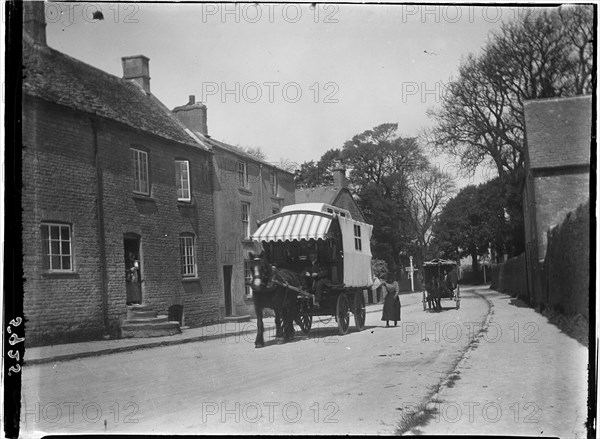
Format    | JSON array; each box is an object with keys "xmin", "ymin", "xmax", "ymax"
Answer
[
  {"xmin": 132, "ymin": 148, "xmax": 149, "ymax": 195},
  {"xmin": 175, "ymin": 160, "xmax": 191, "ymax": 201},
  {"xmin": 244, "ymin": 260, "xmax": 253, "ymax": 297},
  {"xmin": 326, "ymin": 207, "xmax": 347, "ymax": 218},
  {"xmin": 41, "ymin": 223, "xmax": 73, "ymax": 271},
  {"xmin": 270, "ymin": 169, "xmax": 277, "ymax": 195},
  {"xmin": 179, "ymin": 234, "xmax": 196, "ymax": 277},
  {"xmin": 354, "ymin": 224, "xmax": 362, "ymax": 251},
  {"xmin": 238, "ymin": 162, "xmax": 248, "ymax": 188},
  {"xmin": 241, "ymin": 202, "xmax": 250, "ymax": 239}
]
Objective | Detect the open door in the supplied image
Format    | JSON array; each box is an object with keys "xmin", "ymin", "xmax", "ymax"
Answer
[{"xmin": 124, "ymin": 235, "xmax": 142, "ymax": 305}]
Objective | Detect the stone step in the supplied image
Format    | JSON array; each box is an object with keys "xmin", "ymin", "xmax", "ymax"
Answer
[
  {"xmin": 121, "ymin": 321, "xmax": 181, "ymax": 338},
  {"xmin": 128, "ymin": 304, "xmax": 153, "ymax": 312},
  {"xmin": 128, "ymin": 310, "xmax": 158, "ymax": 319},
  {"xmin": 124, "ymin": 315, "xmax": 168, "ymax": 324}
]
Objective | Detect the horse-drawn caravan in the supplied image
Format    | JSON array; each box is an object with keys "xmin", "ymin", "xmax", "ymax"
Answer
[
  {"xmin": 248, "ymin": 203, "xmax": 374, "ymax": 347},
  {"xmin": 422, "ymin": 258, "xmax": 460, "ymax": 311}
]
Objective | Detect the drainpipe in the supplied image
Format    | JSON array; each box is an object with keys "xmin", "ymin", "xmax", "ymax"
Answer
[{"xmin": 91, "ymin": 118, "xmax": 110, "ymax": 337}]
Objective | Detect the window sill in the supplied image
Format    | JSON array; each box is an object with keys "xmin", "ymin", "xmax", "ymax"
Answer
[
  {"xmin": 132, "ymin": 194, "xmax": 157, "ymax": 202},
  {"xmin": 177, "ymin": 200, "xmax": 195, "ymax": 207},
  {"xmin": 270, "ymin": 196, "xmax": 284, "ymax": 202},
  {"xmin": 238, "ymin": 188, "xmax": 252, "ymax": 196},
  {"xmin": 41, "ymin": 271, "xmax": 80, "ymax": 279},
  {"xmin": 182, "ymin": 277, "xmax": 199, "ymax": 283}
]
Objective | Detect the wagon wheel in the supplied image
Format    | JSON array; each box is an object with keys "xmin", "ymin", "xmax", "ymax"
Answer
[
  {"xmin": 336, "ymin": 293, "xmax": 350, "ymax": 335},
  {"xmin": 353, "ymin": 290, "xmax": 366, "ymax": 331},
  {"xmin": 297, "ymin": 314, "xmax": 312, "ymax": 334}
]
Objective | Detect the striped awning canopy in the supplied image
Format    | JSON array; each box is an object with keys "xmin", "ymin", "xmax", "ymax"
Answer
[{"xmin": 252, "ymin": 211, "xmax": 333, "ymax": 242}]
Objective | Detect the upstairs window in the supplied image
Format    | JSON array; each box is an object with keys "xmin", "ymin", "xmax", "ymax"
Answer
[
  {"xmin": 241, "ymin": 202, "xmax": 250, "ymax": 239},
  {"xmin": 270, "ymin": 169, "xmax": 278, "ymax": 195},
  {"xmin": 179, "ymin": 233, "xmax": 196, "ymax": 277},
  {"xmin": 41, "ymin": 223, "xmax": 73, "ymax": 271},
  {"xmin": 175, "ymin": 160, "xmax": 191, "ymax": 201},
  {"xmin": 238, "ymin": 162, "xmax": 248, "ymax": 188},
  {"xmin": 132, "ymin": 148, "xmax": 149, "ymax": 195},
  {"xmin": 354, "ymin": 224, "xmax": 362, "ymax": 251}
]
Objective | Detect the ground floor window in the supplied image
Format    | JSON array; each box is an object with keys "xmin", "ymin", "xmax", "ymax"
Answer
[
  {"xmin": 179, "ymin": 234, "xmax": 196, "ymax": 277},
  {"xmin": 41, "ymin": 223, "xmax": 73, "ymax": 271}
]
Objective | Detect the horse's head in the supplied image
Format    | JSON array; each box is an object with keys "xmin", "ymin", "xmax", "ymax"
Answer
[{"xmin": 248, "ymin": 251, "xmax": 275, "ymax": 291}]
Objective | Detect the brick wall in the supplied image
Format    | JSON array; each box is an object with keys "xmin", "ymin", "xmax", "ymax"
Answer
[
  {"xmin": 212, "ymin": 147, "xmax": 295, "ymax": 318},
  {"xmin": 22, "ymin": 97, "xmax": 220, "ymax": 346}
]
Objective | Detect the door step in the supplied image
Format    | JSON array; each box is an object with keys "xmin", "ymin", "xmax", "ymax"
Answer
[{"xmin": 122, "ymin": 305, "xmax": 182, "ymax": 338}]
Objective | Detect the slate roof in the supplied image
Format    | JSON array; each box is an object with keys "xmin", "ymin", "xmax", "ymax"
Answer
[
  {"xmin": 22, "ymin": 36, "xmax": 208, "ymax": 150},
  {"xmin": 295, "ymin": 187, "xmax": 343, "ymax": 205},
  {"xmin": 524, "ymin": 95, "xmax": 592, "ymax": 169}
]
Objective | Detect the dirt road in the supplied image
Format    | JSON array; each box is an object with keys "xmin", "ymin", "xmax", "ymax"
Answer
[{"xmin": 21, "ymin": 289, "xmax": 489, "ymax": 436}]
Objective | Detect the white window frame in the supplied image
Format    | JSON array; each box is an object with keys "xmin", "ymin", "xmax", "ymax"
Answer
[
  {"xmin": 354, "ymin": 224, "xmax": 362, "ymax": 251},
  {"xmin": 238, "ymin": 161, "xmax": 248, "ymax": 188},
  {"xmin": 132, "ymin": 148, "xmax": 149, "ymax": 195},
  {"xmin": 41, "ymin": 222, "xmax": 73, "ymax": 271},
  {"xmin": 241, "ymin": 202, "xmax": 250, "ymax": 239},
  {"xmin": 179, "ymin": 234, "xmax": 197, "ymax": 277},
  {"xmin": 175, "ymin": 160, "xmax": 191, "ymax": 202}
]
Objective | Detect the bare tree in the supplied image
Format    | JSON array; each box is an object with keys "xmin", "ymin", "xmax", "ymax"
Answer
[{"xmin": 406, "ymin": 166, "xmax": 456, "ymax": 264}]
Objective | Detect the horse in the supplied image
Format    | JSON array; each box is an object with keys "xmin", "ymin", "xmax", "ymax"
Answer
[
  {"xmin": 247, "ymin": 251, "xmax": 303, "ymax": 348},
  {"xmin": 428, "ymin": 277, "xmax": 442, "ymax": 311}
]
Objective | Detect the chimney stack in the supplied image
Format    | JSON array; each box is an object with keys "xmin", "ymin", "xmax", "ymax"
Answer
[
  {"xmin": 333, "ymin": 168, "xmax": 347, "ymax": 188},
  {"xmin": 172, "ymin": 95, "xmax": 208, "ymax": 135},
  {"xmin": 121, "ymin": 55, "xmax": 151, "ymax": 93},
  {"xmin": 23, "ymin": 1, "xmax": 47, "ymax": 45}
]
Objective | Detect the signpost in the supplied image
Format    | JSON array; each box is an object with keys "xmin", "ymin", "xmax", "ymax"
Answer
[{"xmin": 405, "ymin": 256, "xmax": 419, "ymax": 292}]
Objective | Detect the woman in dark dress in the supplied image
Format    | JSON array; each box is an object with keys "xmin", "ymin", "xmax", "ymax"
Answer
[{"xmin": 381, "ymin": 274, "xmax": 401, "ymax": 327}]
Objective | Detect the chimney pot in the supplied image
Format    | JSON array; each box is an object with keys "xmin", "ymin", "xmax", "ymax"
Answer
[
  {"xmin": 332, "ymin": 168, "xmax": 347, "ymax": 189},
  {"xmin": 121, "ymin": 55, "xmax": 151, "ymax": 93},
  {"xmin": 23, "ymin": 1, "xmax": 47, "ymax": 45},
  {"xmin": 172, "ymin": 96, "xmax": 208, "ymax": 135}
]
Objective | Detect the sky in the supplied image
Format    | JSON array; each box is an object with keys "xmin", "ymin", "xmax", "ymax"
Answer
[{"xmin": 43, "ymin": 2, "xmax": 548, "ymax": 185}]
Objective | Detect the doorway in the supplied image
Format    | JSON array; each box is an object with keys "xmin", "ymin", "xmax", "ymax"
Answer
[
  {"xmin": 124, "ymin": 235, "xmax": 142, "ymax": 305},
  {"xmin": 223, "ymin": 265, "xmax": 233, "ymax": 317}
]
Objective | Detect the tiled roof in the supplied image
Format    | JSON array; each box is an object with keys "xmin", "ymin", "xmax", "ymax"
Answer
[
  {"xmin": 22, "ymin": 36, "xmax": 207, "ymax": 150},
  {"xmin": 199, "ymin": 134, "xmax": 294, "ymax": 175},
  {"xmin": 524, "ymin": 95, "xmax": 592, "ymax": 169},
  {"xmin": 295, "ymin": 187, "xmax": 342, "ymax": 205}
]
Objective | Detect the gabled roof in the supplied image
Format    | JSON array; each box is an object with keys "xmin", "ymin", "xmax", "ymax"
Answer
[
  {"xmin": 22, "ymin": 36, "xmax": 208, "ymax": 150},
  {"xmin": 295, "ymin": 187, "xmax": 344, "ymax": 205},
  {"xmin": 524, "ymin": 95, "xmax": 592, "ymax": 169}
]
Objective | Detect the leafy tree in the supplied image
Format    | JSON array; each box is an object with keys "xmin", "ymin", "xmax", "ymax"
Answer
[
  {"xmin": 432, "ymin": 178, "xmax": 510, "ymax": 272},
  {"xmin": 294, "ymin": 149, "xmax": 340, "ymax": 188}
]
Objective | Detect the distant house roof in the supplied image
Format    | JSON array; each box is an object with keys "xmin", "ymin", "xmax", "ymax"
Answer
[
  {"xmin": 524, "ymin": 95, "xmax": 592, "ymax": 169},
  {"xmin": 295, "ymin": 187, "xmax": 345, "ymax": 205},
  {"xmin": 22, "ymin": 35, "xmax": 208, "ymax": 151}
]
